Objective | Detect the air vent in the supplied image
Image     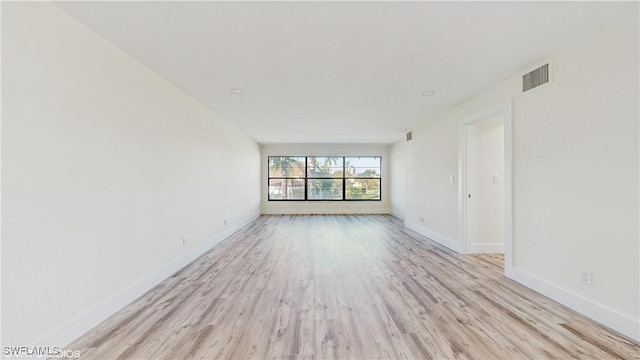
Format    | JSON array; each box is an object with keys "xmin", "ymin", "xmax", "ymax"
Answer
[
  {"xmin": 406, "ymin": 131, "xmax": 413, "ymax": 141},
  {"xmin": 523, "ymin": 63, "xmax": 549, "ymax": 92}
]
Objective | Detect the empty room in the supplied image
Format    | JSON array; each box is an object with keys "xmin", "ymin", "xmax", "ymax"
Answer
[{"xmin": 2, "ymin": 1, "xmax": 639, "ymax": 359}]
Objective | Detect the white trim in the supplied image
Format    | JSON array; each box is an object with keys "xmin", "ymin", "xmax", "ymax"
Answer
[
  {"xmin": 503, "ymin": 101, "xmax": 513, "ymax": 272},
  {"xmin": 390, "ymin": 210, "xmax": 406, "ymax": 220},
  {"xmin": 457, "ymin": 121, "xmax": 467, "ymax": 253},
  {"xmin": 508, "ymin": 268, "xmax": 640, "ymax": 342},
  {"xmin": 468, "ymin": 243, "xmax": 504, "ymax": 253},
  {"xmin": 32, "ymin": 213, "xmax": 260, "ymax": 349},
  {"xmin": 405, "ymin": 220, "xmax": 462, "ymax": 253},
  {"xmin": 458, "ymin": 101, "xmax": 513, "ymax": 274}
]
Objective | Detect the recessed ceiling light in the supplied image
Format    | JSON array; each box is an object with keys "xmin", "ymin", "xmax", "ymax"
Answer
[
  {"xmin": 421, "ymin": 90, "xmax": 436, "ymax": 96},
  {"xmin": 231, "ymin": 88, "xmax": 244, "ymax": 94}
]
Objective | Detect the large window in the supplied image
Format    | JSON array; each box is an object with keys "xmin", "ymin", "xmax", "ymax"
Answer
[{"xmin": 268, "ymin": 156, "xmax": 381, "ymax": 201}]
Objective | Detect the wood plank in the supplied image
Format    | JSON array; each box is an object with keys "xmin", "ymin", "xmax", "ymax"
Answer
[{"xmin": 66, "ymin": 215, "xmax": 639, "ymax": 359}]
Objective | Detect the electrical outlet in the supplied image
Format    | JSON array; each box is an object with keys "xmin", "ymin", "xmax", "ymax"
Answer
[
  {"xmin": 419, "ymin": 215, "xmax": 424, "ymax": 222},
  {"xmin": 580, "ymin": 270, "xmax": 592, "ymax": 286},
  {"xmin": 182, "ymin": 238, "xmax": 188, "ymax": 247},
  {"xmin": 224, "ymin": 219, "xmax": 227, "ymax": 226}
]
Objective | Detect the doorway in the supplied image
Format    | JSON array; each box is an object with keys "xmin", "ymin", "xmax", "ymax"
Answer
[
  {"xmin": 467, "ymin": 117, "xmax": 504, "ymax": 252},
  {"xmin": 458, "ymin": 101, "xmax": 513, "ymax": 272}
]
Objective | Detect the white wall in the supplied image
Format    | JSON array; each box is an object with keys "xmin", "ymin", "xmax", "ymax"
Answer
[
  {"xmin": 2, "ymin": 2, "xmax": 261, "ymax": 347},
  {"xmin": 510, "ymin": 14, "xmax": 639, "ymax": 339},
  {"xmin": 403, "ymin": 112, "xmax": 461, "ymax": 251},
  {"xmin": 261, "ymin": 143, "xmax": 391, "ymax": 214},
  {"xmin": 390, "ymin": 140, "xmax": 407, "ymax": 219},
  {"xmin": 398, "ymin": 14, "xmax": 639, "ymax": 340}
]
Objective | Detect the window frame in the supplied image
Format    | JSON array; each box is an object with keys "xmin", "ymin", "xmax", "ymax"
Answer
[
  {"xmin": 267, "ymin": 156, "xmax": 382, "ymax": 202},
  {"xmin": 267, "ymin": 156, "xmax": 307, "ymax": 201}
]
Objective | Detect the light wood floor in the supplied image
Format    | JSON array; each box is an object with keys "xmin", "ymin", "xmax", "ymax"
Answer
[{"xmin": 68, "ymin": 215, "xmax": 639, "ymax": 359}]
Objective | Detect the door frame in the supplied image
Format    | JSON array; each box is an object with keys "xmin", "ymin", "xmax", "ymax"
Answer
[{"xmin": 458, "ymin": 100, "xmax": 513, "ymax": 274}]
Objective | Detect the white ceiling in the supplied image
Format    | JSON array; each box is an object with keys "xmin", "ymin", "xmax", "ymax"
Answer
[{"xmin": 57, "ymin": 1, "xmax": 637, "ymax": 144}]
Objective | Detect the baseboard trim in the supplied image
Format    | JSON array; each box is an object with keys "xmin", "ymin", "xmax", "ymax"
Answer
[
  {"xmin": 404, "ymin": 221, "xmax": 462, "ymax": 253},
  {"xmin": 33, "ymin": 214, "xmax": 260, "ymax": 349},
  {"xmin": 508, "ymin": 268, "xmax": 640, "ymax": 342},
  {"xmin": 390, "ymin": 210, "xmax": 405, "ymax": 220},
  {"xmin": 469, "ymin": 243, "xmax": 504, "ymax": 253}
]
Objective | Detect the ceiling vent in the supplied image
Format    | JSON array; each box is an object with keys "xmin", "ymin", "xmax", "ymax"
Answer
[
  {"xmin": 523, "ymin": 63, "xmax": 550, "ymax": 93},
  {"xmin": 406, "ymin": 131, "xmax": 413, "ymax": 141}
]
